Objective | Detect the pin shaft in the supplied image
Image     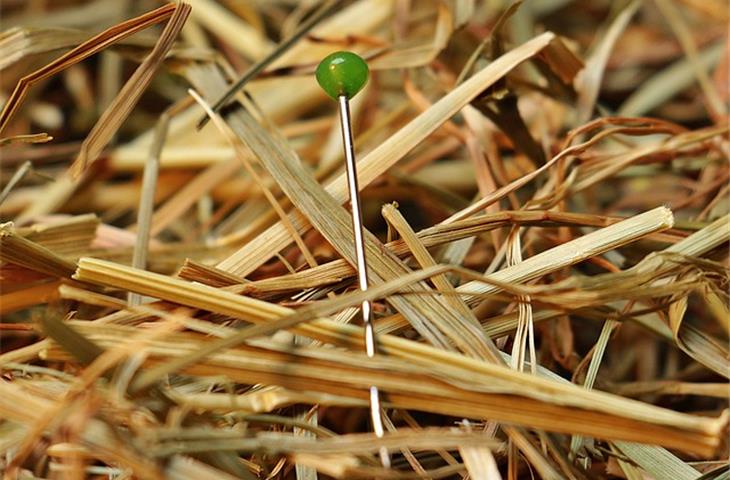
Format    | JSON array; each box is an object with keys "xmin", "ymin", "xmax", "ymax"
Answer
[{"xmin": 337, "ymin": 95, "xmax": 390, "ymax": 468}]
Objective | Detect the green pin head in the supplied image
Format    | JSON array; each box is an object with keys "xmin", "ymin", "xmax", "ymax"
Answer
[{"xmin": 316, "ymin": 51, "xmax": 369, "ymax": 100}]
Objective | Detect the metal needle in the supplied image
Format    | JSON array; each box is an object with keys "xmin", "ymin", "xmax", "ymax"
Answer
[{"xmin": 337, "ymin": 94, "xmax": 390, "ymax": 469}]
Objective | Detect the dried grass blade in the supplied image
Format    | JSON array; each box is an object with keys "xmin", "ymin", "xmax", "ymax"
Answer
[
  {"xmin": 71, "ymin": 3, "xmax": 191, "ymax": 175},
  {"xmin": 149, "ymin": 428, "xmax": 503, "ymax": 457},
  {"xmin": 659, "ymin": 214, "xmax": 729, "ymax": 258},
  {"xmin": 18, "ymin": 214, "xmax": 99, "ymax": 256},
  {"xmin": 59, "ymin": 283, "xmax": 127, "ymax": 309},
  {"xmin": 128, "ymin": 107, "xmax": 173, "ymax": 306},
  {"xmin": 0, "ymin": 281, "xmax": 61, "ymax": 315},
  {"xmin": 505, "ymin": 227, "xmax": 535, "ymax": 373},
  {"xmin": 368, "ymin": 3, "xmax": 453, "ymax": 70},
  {"xmin": 166, "ymin": 387, "xmax": 365, "ymax": 413},
  {"xmin": 381, "ymin": 203, "xmax": 476, "ymax": 323},
  {"xmin": 618, "ymin": 41, "xmax": 725, "ymax": 117},
  {"xmin": 574, "ymin": 0, "xmax": 640, "ymax": 124},
  {"xmin": 38, "ymin": 313, "xmax": 103, "ymax": 366},
  {"xmin": 654, "ymin": 0, "xmax": 727, "ymax": 117},
  {"xmin": 0, "ymin": 132, "xmax": 53, "ymax": 147},
  {"xmin": 613, "ymin": 442, "xmax": 702, "ymax": 480},
  {"xmin": 669, "ymin": 296, "xmax": 729, "ymax": 379},
  {"xmin": 0, "ymin": 224, "xmax": 77, "ymax": 278},
  {"xmin": 0, "ymin": 27, "xmax": 87, "ymax": 70},
  {"xmin": 460, "ymin": 420, "xmax": 503, "ymax": 480},
  {"xmin": 185, "ymin": 0, "xmax": 272, "ymax": 61},
  {"xmin": 0, "ymin": 161, "xmax": 33, "ymax": 206},
  {"xmin": 166, "ymin": 455, "xmax": 253, "ymax": 480},
  {"xmin": 611, "ymin": 381, "xmax": 729, "ymax": 399},
  {"xmin": 457, "ymin": 207, "xmax": 675, "ymax": 302}
]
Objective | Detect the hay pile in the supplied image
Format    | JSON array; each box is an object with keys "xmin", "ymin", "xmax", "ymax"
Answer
[{"xmin": 0, "ymin": 1, "xmax": 727, "ymax": 478}]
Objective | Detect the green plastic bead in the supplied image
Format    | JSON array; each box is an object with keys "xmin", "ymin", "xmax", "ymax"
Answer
[{"xmin": 315, "ymin": 51, "xmax": 369, "ymax": 100}]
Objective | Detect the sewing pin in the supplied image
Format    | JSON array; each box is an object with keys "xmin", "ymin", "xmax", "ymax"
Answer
[{"xmin": 316, "ymin": 51, "xmax": 390, "ymax": 468}]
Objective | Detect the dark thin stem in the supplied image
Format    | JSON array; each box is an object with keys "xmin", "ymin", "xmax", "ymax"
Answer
[{"xmin": 197, "ymin": 0, "xmax": 340, "ymax": 129}]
